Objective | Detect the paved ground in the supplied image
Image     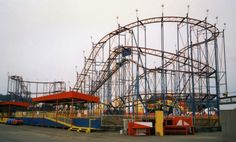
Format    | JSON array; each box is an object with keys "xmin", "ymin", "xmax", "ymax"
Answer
[{"xmin": 0, "ymin": 124, "xmax": 228, "ymax": 142}]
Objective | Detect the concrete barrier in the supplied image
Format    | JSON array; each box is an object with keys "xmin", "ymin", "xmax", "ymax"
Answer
[{"xmin": 220, "ymin": 110, "xmax": 236, "ymax": 142}]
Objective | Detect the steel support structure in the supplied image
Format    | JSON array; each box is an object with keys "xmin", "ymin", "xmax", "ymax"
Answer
[{"xmin": 73, "ymin": 16, "xmax": 228, "ymax": 128}]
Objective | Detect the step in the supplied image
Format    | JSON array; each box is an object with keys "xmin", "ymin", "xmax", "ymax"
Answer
[{"xmin": 69, "ymin": 126, "xmax": 92, "ymax": 133}]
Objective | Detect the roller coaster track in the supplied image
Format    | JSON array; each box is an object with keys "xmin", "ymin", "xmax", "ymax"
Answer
[
  {"xmin": 73, "ymin": 16, "xmax": 219, "ymax": 92},
  {"xmin": 90, "ymin": 58, "xmax": 128, "ymax": 94},
  {"xmin": 89, "ymin": 44, "xmax": 215, "ymax": 95},
  {"xmin": 8, "ymin": 75, "xmax": 66, "ymax": 99}
]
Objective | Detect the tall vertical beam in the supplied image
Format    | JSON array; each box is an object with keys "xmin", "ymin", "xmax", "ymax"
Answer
[
  {"xmin": 123, "ymin": 33, "xmax": 127, "ymax": 114},
  {"xmin": 186, "ymin": 13, "xmax": 191, "ymax": 94},
  {"xmin": 122, "ymin": 62, "xmax": 126, "ymax": 113},
  {"xmin": 144, "ymin": 25, "xmax": 148, "ymax": 115},
  {"xmin": 222, "ymin": 29, "xmax": 228, "ymax": 96},
  {"xmin": 83, "ymin": 50, "xmax": 87, "ymax": 93},
  {"xmin": 214, "ymin": 27, "xmax": 221, "ymax": 126},
  {"xmin": 204, "ymin": 17, "xmax": 210, "ymax": 118},
  {"xmin": 118, "ymin": 22, "xmax": 121, "ymax": 104},
  {"xmin": 130, "ymin": 30, "xmax": 135, "ymax": 118},
  {"xmin": 101, "ymin": 38, "xmax": 106, "ymax": 106},
  {"xmin": 136, "ymin": 11, "xmax": 140, "ymax": 117},
  {"xmin": 7, "ymin": 75, "xmax": 10, "ymax": 95},
  {"xmin": 171, "ymin": 64, "xmax": 174, "ymax": 93},
  {"xmin": 154, "ymin": 69, "xmax": 157, "ymax": 101},
  {"xmin": 130, "ymin": 30, "xmax": 134, "ymax": 116},
  {"xmin": 176, "ymin": 24, "xmax": 180, "ymax": 98},
  {"xmin": 36, "ymin": 83, "xmax": 38, "ymax": 98},
  {"xmin": 161, "ymin": 5, "xmax": 166, "ymax": 115},
  {"xmin": 190, "ymin": 26, "xmax": 196, "ymax": 118},
  {"xmin": 107, "ymin": 34, "xmax": 112, "ymax": 105},
  {"xmin": 196, "ymin": 29, "xmax": 202, "ymax": 102}
]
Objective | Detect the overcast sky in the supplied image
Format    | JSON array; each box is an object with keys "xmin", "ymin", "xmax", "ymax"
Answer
[{"xmin": 1, "ymin": 0, "xmax": 236, "ymax": 108}]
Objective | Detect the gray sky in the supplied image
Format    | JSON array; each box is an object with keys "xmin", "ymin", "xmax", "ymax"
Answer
[{"xmin": 0, "ymin": 0, "xmax": 236, "ymax": 108}]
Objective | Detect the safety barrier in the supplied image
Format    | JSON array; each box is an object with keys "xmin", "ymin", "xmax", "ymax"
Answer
[
  {"xmin": 164, "ymin": 116, "xmax": 195, "ymax": 135},
  {"xmin": 14, "ymin": 111, "xmax": 101, "ymax": 133}
]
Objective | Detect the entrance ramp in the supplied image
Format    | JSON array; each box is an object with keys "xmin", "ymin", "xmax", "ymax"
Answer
[{"xmin": 45, "ymin": 116, "xmax": 96, "ymax": 133}]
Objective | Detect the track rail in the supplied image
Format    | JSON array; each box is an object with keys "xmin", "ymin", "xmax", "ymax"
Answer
[{"xmin": 73, "ymin": 16, "xmax": 219, "ymax": 92}]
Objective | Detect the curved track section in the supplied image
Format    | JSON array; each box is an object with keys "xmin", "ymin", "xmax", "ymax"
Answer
[
  {"xmin": 73, "ymin": 15, "xmax": 227, "ymax": 119},
  {"xmin": 73, "ymin": 16, "xmax": 219, "ymax": 91},
  {"xmin": 7, "ymin": 75, "xmax": 66, "ymax": 99}
]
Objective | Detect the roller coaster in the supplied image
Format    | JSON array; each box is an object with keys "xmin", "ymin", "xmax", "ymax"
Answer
[
  {"xmin": 6, "ymin": 75, "xmax": 66, "ymax": 102},
  {"xmin": 72, "ymin": 15, "xmax": 228, "ymax": 128},
  {"xmin": 0, "ymin": 14, "xmax": 229, "ymax": 131}
]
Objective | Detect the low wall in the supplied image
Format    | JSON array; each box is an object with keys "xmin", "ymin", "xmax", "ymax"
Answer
[
  {"xmin": 19, "ymin": 118, "xmax": 67, "ymax": 128},
  {"xmin": 73, "ymin": 118, "xmax": 101, "ymax": 129},
  {"xmin": 16, "ymin": 117, "xmax": 101, "ymax": 129},
  {"xmin": 220, "ymin": 110, "xmax": 236, "ymax": 141}
]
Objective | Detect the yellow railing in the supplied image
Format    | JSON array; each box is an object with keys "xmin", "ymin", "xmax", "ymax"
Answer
[
  {"xmin": 15, "ymin": 111, "xmax": 99, "ymax": 119},
  {"xmin": 13, "ymin": 111, "xmax": 99, "ymax": 133}
]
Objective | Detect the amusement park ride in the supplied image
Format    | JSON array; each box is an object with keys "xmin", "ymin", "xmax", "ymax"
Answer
[{"xmin": 0, "ymin": 9, "xmax": 232, "ymax": 133}]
